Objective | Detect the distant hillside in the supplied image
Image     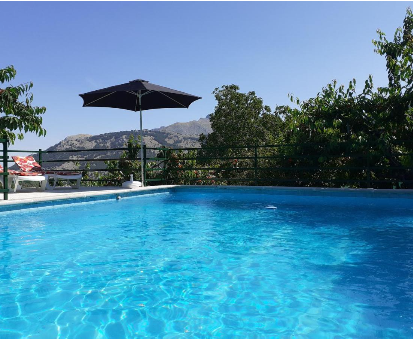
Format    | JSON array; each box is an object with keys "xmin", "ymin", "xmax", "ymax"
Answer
[
  {"xmin": 153, "ymin": 117, "xmax": 212, "ymax": 136},
  {"xmin": 37, "ymin": 117, "xmax": 211, "ymax": 170}
]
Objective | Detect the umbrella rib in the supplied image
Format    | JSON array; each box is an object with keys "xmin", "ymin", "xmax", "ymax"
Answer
[
  {"xmin": 126, "ymin": 90, "xmax": 155, "ymax": 97},
  {"xmin": 153, "ymin": 91, "xmax": 187, "ymax": 108},
  {"xmin": 141, "ymin": 90, "xmax": 154, "ymax": 96},
  {"xmin": 84, "ymin": 92, "xmax": 116, "ymax": 106}
]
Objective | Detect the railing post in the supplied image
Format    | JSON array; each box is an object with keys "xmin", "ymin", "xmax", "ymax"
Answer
[
  {"xmin": 254, "ymin": 145, "xmax": 258, "ymax": 186},
  {"xmin": 164, "ymin": 148, "xmax": 170, "ymax": 185},
  {"xmin": 38, "ymin": 149, "xmax": 43, "ymax": 167},
  {"xmin": 143, "ymin": 144, "xmax": 147, "ymax": 186},
  {"xmin": 3, "ymin": 138, "xmax": 9, "ymax": 200},
  {"xmin": 127, "ymin": 141, "xmax": 133, "ymax": 159},
  {"xmin": 366, "ymin": 150, "xmax": 371, "ymax": 188}
]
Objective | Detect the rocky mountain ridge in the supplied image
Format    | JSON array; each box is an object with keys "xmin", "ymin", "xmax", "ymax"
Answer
[{"xmin": 39, "ymin": 117, "xmax": 211, "ymax": 170}]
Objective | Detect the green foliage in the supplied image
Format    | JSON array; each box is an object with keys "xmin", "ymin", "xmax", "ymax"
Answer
[
  {"xmin": 373, "ymin": 7, "xmax": 413, "ymax": 93},
  {"xmin": 198, "ymin": 85, "xmax": 285, "ymax": 181},
  {"xmin": 287, "ymin": 8, "xmax": 413, "ymax": 147},
  {"xmin": 118, "ymin": 134, "xmax": 142, "ymax": 181},
  {"xmin": 0, "ymin": 65, "xmax": 46, "ymax": 143},
  {"xmin": 200, "ymin": 85, "xmax": 284, "ymax": 148},
  {"xmin": 102, "ymin": 134, "xmax": 142, "ymax": 184},
  {"xmin": 189, "ymin": 8, "xmax": 413, "ymax": 189},
  {"xmin": 80, "ymin": 162, "xmax": 102, "ymax": 187},
  {"xmin": 265, "ymin": 8, "xmax": 413, "ymax": 187},
  {"xmin": 164, "ymin": 150, "xmax": 219, "ymax": 185}
]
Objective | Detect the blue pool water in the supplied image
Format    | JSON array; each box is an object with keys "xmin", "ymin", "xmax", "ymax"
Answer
[{"xmin": 1, "ymin": 187, "xmax": 413, "ymax": 338}]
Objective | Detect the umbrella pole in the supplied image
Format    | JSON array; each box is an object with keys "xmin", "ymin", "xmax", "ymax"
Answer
[{"xmin": 139, "ymin": 91, "xmax": 145, "ymax": 187}]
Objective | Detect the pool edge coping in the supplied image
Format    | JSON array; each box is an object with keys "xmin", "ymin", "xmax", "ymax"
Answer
[
  {"xmin": 2, "ymin": 184, "xmax": 413, "ymax": 209},
  {"xmin": 0, "ymin": 185, "xmax": 179, "ymax": 206}
]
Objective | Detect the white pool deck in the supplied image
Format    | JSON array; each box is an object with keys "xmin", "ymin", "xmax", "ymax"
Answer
[{"xmin": 0, "ymin": 185, "xmax": 177, "ymax": 206}]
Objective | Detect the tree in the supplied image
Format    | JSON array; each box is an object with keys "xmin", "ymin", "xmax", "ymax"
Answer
[
  {"xmin": 197, "ymin": 9, "xmax": 413, "ymax": 188},
  {"xmin": 287, "ymin": 8, "xmax": 413, "ymax": 142},
  {"xmin": 197, "ymin": 85, "xmax": 285, "ymax": 185},
  {"xmin": 373, "ymin": 7, "xmax": 413, "ymax": 94},
  {"xmin": 277, "ymin": 8, "xmax": 413, "ymax": 187},
  {"xmin": 0, "ymin": 65, "xmax": 46, "ymax": 144},
  {"xmin": 101, "ymin": 134, "xmax": 142, "ymax": 183},
  {"xmin": 371, "ymin": 7, "xmax": 413, "ymax": 142},
  {"xmin": 199, "ymin": 84, "xmax": 283, "ymax": 147}
]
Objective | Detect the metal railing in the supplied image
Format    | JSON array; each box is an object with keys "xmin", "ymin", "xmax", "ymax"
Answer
[
  {"xmin": 4, "ymin": 144, "xmax": 169, "ymax": 193},
  {"xmin": 2, "ymin": 139, "xmax": 413, "ymax": 200},
  {"xmin": 154, "ymin": 141, "xmax": 413, "ymax": 189}
]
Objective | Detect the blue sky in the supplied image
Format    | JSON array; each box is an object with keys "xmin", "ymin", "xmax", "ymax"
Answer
[{"xmin": 2, "ymin": 1, "xmax": 411, "ymax": 150}]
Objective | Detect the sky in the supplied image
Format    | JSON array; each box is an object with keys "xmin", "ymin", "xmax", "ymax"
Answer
[{"xmin": 1, "ymin": 1, "xmax": 411, "ymax": 151}]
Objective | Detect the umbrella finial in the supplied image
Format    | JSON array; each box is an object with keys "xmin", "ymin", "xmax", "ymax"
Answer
[{"xmin": 129, "ymin": 79, "xmax": 148, "ymax": 83}]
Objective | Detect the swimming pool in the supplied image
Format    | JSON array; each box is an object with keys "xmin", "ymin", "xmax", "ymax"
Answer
[{"xmin": 0, "ymin": 187, "xmax": 413, "ymax": 338}]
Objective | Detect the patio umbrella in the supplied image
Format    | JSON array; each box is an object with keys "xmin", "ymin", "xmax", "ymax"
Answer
[{"xmin": 79, "ymin": 79, "xmax": 201, "ymax": 186}]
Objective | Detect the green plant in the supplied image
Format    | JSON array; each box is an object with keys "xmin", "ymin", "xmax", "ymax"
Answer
[
  {"xmin": 200, "ymin": 85, "xmax": 284, "ymax": 149},
  {"xmin": 0, "ymin": 65, "xmax": 46, "ymax": 144},
  {"xmin": 98, "ymin": 134, "xmax": 142, "ymax": 185}
]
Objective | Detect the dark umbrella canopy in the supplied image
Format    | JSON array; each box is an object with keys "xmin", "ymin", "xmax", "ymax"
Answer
[{"xmin": 79, "ymin": 79, "xmax": 201, "ymax": 111}]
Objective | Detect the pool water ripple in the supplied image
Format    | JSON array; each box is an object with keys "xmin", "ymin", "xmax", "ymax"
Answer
[{"xmin": 0, "ymin": 188, "xmax": 413, "ymax": 338}]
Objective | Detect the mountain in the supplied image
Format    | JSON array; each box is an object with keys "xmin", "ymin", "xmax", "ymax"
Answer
[
  {"xmin": 153, "ymin": 117, "xmax": 212, "ymax": 136},
  {"xmin": 38, "ymin": 117, "xmax": 211, "ymax": 170}
]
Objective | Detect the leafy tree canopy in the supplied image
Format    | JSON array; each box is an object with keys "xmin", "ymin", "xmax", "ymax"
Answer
[
  {"xmin": 0, "ymin": 65, "xmax": 46, "ymax": 144},
  {"xmin": 283, "ymin": 8, "xmax": 413, "ymax": 151},
  {"xmin": 200, "ymin": 84, "xmax": 284, "ymax": 147},
  {"xmin": 195, "ymin": 9, "xmax": 413, "ymax": 188}
]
